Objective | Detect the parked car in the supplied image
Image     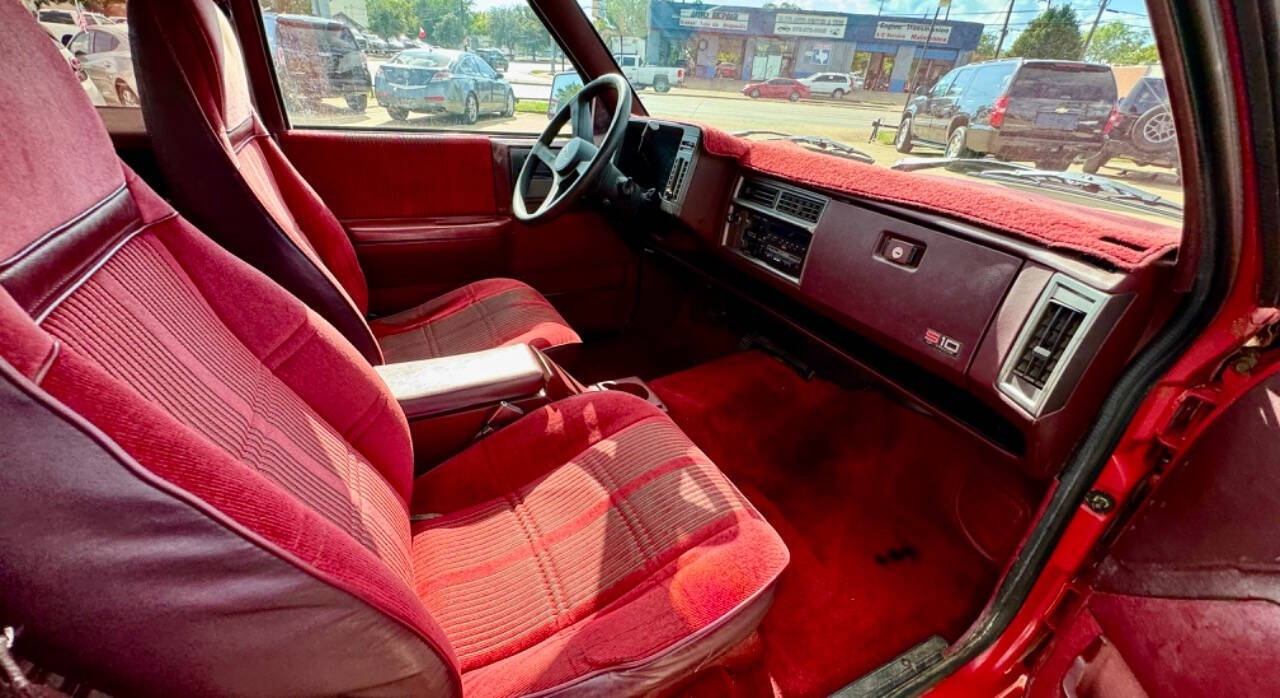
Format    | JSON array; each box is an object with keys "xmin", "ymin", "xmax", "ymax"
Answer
[
  {"xmin": 37, "ymin": 8, "xmax": 106, "ymax": 45},
  {"xmin": 262, "ymin": 13, "xmax": 371, "ymax": 113},
  {"xmin": 799, "ymin": 72, "xmax": 858, "ymax": 99},
  {"xmin": 52, "ymin": 36, "xmax": 105, "ymax": 106},
  {"xmin": 896, "ymin": 58, "xmax": 1117, "ymax": 171},
  {"xmin": 714, "ymin": 62, "xmax": 740, "ymax": 79},
  {"xmin": 1083, "ymin": 76, "xmax": 1177, "ymax": 174},
  {"xmin": 474, "ymin": 48, "xmax": 509, "ymax": 72},
  {"xmin": 374, "ymin": 49, "xmax": 515, "ymax": 124},
  {"xmin": 615, "ymin": 54, "xmax": 684, "ymax": 92},
  {"xmin": 66, "ymin": 25, "xmax": 138, "ymax": 107},
  {"xmin": 743, "ymin": 77, "xmax": 810, "ymax": 101}
]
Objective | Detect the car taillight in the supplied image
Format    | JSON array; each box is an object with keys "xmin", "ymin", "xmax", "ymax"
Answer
[
  {"xmin": 1102, "ymin": 105, "xmax": 1122, "ymax": 135},
  {"xmin": 990, "ymin": 95, "xmax": 1009, "ymax": 128},
  {"xmin": 676, "ymin": 68, "xmax": 684, "ymax": 79}
]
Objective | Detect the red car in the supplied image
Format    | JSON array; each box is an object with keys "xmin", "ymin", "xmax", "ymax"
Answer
[{"xmin": 742, "ymin": 77, "xmax": 809, "ymax": 101}]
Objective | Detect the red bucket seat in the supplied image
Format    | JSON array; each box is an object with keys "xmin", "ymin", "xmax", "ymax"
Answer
[
  {"xmin": 0, "ymin": 8, "xmax": 787, "ymax": 696},
  {"xmin": 126, "ymin": 0, "xmax": 579, "ymax": 366}
]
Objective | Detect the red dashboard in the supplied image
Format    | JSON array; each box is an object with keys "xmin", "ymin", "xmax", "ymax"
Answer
[{"xmin": 635, "ymin": 120, "xmax": 1176, "ymax": 479}]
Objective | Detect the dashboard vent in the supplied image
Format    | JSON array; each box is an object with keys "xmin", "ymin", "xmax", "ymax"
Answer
[
  {"xmin": 663, "ymin": 156, "xmax": 690, "ymax": 202},
  {"xmin": 776, "ymin": 190, "xmax": 825, "ymax": 223},
  {"xmin": 740, "ymin": 180, "xmax": 781, "ymax": 208},
  {"xmin": 1011, "ymin": 301, "xmax": 1085, "ymax": 389}
]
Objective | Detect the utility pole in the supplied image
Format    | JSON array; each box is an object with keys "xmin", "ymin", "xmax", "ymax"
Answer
[
  {"xmin": 993, "ymin": 0, "xmax": 1015, "ymax": 58},
  {"xmin": 908, "ymin": 5, "xmax": 941, "ymax": 92},
  {"xmin": 1081, "ymin": 0, "xmax": 1111, "ymax": 60}
]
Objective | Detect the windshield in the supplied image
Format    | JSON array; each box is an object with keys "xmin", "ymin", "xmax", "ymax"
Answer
[{"xmin": 623, "ymin": 0, "xmax": 1183, "ymax": 229}]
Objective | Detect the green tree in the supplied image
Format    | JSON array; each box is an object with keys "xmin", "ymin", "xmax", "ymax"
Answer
[
  {"xmin": 595, "ymin": 0, "xmax": 648, "ymax": 39},
  {"xmin": 972, "ymin": 31, "xmax": 999, "ymax": 61},
  {"xmin": 1126, "ymin": 43, "xmax": 1160, "ymax": 64},
  {"xmin": 1084, "ymin": 21, "xmax": 1144, "ymax": 63},
  {"xmin": 412, "ymin": 0, "xmax": 473, "ymax": 48},
  {"xmin": 368, "ymin": 0, "xmax": 414, "ymax": 38},
  {"xmin": 1007, "ymin": 6, "xmax": 1083, "ymax": 60}
]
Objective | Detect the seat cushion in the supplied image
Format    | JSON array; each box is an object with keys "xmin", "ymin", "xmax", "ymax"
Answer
[
  {"xmin": 370, "ymin": 278, "xmax": 580, "ymax": 363},
  {"xmin": 409, "ymin": 392, "xmax": 789, "ymax": 697}
]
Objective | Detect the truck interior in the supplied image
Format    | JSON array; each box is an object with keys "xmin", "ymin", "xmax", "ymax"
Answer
[{"xmin": 2, "ymin": 0, "xmax": 1275, "ymax": 696}]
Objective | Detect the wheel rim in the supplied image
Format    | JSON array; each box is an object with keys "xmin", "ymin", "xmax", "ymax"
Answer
[
  {"xmin": 467, "ymin": 96, "xmax": 477, "ymax": 121},
  {"xmin": 946, "ymin": 131, "xmax": 962, "ymax": 157},
  {"xmin": 896, "ymin": 119, "xmax": 909, "ymax": 147},
  {"xmin": 1143, "ymin": 110, "xmax": 1176, "ymax": 144},
  {"xmin": 506, "ymin": 92, "xmax": 514, "ymax": 114},
  {"xmin": 119, "ymin": 87, "xmax": 137, "ymax": 106}
]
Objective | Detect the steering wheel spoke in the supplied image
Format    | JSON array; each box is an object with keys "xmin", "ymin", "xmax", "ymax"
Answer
[
  {"xmin": 531, "ymin": 141, "xmax": 557, "ymax": 169},
  {"xmin": 569, "ymin": 97, "xmax": 593, "ymax": 140}
]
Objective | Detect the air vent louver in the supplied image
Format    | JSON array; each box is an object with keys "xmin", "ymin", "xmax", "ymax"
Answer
[
  {"xmin": 1012, "ymin": 301, "xmax": 1085, "ymax": 389},
  {"xmin": 740, "ymin": 180, "xmax": 781, "ymax": 208},
  {"xmin": 776, "ymin": 190, "xmax": 825, "ymax": 223},
  {"xmin": 663, "ymin": 156, "xmax": 690, "ymax": 202}
]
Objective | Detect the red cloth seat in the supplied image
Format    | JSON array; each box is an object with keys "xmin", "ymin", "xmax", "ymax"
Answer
[
  {"xmin": 128, "ymin": 0, "xmax": 579, "ymax": 365},
  {"xmin": 0, "ymin": 7, "xmax": 788, "ymax": 695},
  {"xmin": 372, "ymin": 278, "xmax": 582, "ymax": 364},
  {"xmin": 412, "ymin": 392, "xmax": 787, "ymax": 695}
]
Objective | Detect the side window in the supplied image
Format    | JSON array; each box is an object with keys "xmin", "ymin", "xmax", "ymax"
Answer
[
  {"xmin": 68, "ymin": 32, "xmax": 91, "ymax": 57},
  {"xmin": 256, "ymin": 0, "xmax": 578, "ymax": 133},
  {"xmin": 946, "ymin": 69, "xmax": 975, "ymax": 98},
  {"xmin": 930, "ymin": 72, "xmax": 956, "ymax": 97}
]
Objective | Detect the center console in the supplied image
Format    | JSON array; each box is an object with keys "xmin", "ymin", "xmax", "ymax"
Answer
[{"xmin": 724, "ymin": 177, "xmax": 827, "ymax": 283}]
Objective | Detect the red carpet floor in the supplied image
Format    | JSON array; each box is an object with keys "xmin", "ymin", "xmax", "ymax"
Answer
[{"xmin": 650, "ymin": 352, "xmax": 1040, "ymax": 697}]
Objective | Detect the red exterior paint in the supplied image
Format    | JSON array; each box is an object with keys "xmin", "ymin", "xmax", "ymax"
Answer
[{"xmin": 929, "ymin": 3, "xmax": 1271, "ymax": 693}]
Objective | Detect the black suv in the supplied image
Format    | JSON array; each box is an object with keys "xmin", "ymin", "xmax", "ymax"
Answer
[
  {"xmin": 474, "ymin": 48, "xmax": 509, "ymax": 72},
  {"xmin": 263, "ymin": 13, "xmax": 372, "ymax": 113},
  {"xmin": 896, "ymin": 59, "xmax": 1117, "ymax": 171},
  {"xmin": 1083, "ymin": 76, "xmax": 1177, "ymax": 174}
]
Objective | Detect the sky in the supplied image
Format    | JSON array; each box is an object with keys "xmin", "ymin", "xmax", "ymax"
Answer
[{"xmin": 469, "ymin": 0, "xmax": 1157, "ymax": 43}]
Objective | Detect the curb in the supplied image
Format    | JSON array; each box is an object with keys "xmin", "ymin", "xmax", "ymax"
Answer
[{"xmin": 645, "ymin": 88, "xmax": 904, "ymax": 111}]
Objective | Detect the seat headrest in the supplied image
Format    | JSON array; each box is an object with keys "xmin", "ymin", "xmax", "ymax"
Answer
[
  {"xmin": 0, "ymin": 2, "xmax": 124, "ymax": 261},
  {"xmin": 131, "ymin": 0, "xmax": 254, "ymax": 141}
]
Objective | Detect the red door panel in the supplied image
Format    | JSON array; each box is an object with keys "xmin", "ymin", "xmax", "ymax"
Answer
[
  {"xmin": 1028, "ymin": 369, "xmax": 1280, "ymax": 697},
  {"xmin": 277, "ymin": 130, "xmax": 637, "ymax": 333}
]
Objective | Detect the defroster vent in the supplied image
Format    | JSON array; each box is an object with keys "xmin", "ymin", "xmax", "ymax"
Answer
[{"xmin": 1011, "ymin": 301, "xmax": 1085, "ymax": 389}]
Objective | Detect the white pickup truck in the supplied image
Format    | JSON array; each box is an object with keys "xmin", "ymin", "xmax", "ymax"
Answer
[{"xmin": 615, "ymin": 55, "xmax": 684, "ymax": 92}]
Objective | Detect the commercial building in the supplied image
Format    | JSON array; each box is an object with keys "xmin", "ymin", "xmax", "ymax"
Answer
[{"xmin": 647, "ymin": 1, "xmax": 985, "ymax": 91}]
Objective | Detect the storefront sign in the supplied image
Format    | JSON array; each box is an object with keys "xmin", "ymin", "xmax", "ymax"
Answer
[
  {"xmin": 679, "ymin": 8, "xmax": 750, "ymax": 32},
  {"xmin": 874, "ymin": 21, "xmax": 953, "ymax": 44},
  {"xmin": 808, "ymin": 42, "xmax": 832, "ymax": 66},
  {"xmin": 774, "ymin": 13, "xmax": 847, "ymax": 39}
]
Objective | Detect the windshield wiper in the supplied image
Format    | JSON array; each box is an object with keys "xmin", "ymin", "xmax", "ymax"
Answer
[
  {"xmin": 733, "ymin": 130, "xmax": 875, "ymax": 165},
  {"xmin": 890, "ymin": 157, "xmax": 1182, "ymax": 220}
]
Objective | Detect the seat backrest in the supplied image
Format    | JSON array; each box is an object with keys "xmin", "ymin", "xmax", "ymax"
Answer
[
  {"xmin": 128, "ymin": 0, "xmax": 383, "ymax": 363},
  {"xmin": 0, "ymin": 7, "xmax": 459, "ymax": 694}
]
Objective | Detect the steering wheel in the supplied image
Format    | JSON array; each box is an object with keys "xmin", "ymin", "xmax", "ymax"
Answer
[{"xmin": 513, "ymin": 73, "xmax": 632, "ymax": 223}]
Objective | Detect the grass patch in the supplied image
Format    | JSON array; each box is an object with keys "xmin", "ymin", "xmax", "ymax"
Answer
[
  {"xmin": 875, "ymin": 128, "xmax": 897, "ymax": 146},
  {"xmin": 516, "ymin": 99, "xmax": 549, "ymax": 114}
]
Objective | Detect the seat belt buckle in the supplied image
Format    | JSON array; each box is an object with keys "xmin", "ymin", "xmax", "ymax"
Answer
[{"xmin": 475, "ymin": 401, "xmax": 525, "ymax": 440}]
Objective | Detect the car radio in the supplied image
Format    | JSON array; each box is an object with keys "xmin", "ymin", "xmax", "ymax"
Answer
[{"xmin": 726, "ymin": 206, "xmax": 814, "ymax": 281}]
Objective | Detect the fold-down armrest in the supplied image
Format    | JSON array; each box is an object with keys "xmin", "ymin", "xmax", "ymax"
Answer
[{"xmin": 375, "ymin": 344, "xmax": 550, "ymax": 420}]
